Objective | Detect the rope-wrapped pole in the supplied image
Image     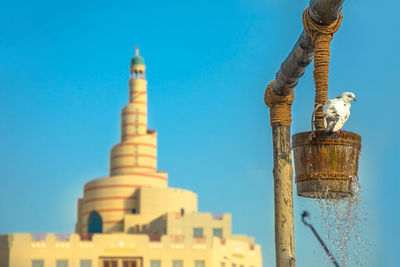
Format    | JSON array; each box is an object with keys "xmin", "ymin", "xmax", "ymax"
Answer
[
  {"xmin": 264, "ymin": 2, "xmax": 345, "ymax": 266},
  {"xmin": 272, "ymin": 0, "xmax": 344, "ymax": 96},
  {"xmin": 302, "ymin": 7, "xmax": 343, "ymax": 130}
]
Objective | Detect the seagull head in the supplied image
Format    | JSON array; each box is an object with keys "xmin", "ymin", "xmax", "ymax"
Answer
[{"xmin": 338, "ymin": 92, "xmax": 357, "ymax": 103}]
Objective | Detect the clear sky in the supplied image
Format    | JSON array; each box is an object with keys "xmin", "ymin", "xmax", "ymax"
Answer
[{"xmin": 0, "ymin": 0, "xmax": 399, "ymax": 266}]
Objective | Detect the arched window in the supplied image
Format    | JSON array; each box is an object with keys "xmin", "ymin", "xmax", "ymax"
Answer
[{"xmin": 88, "ymin": 211, "xmax": 102, "ymax": 233}]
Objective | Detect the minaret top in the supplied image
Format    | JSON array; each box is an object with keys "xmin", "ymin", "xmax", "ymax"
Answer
[{"xmin": 131, "ymin": 46, "xmax": 145, "ymax": 66}]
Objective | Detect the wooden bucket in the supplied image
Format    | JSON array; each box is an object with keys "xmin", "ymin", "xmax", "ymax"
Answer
[{"xmin": 292, "ymin": 131, "xmax": 361, "ymax": 199}]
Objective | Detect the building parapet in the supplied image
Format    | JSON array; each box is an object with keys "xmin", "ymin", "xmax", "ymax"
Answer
[{"xmin": 5, "ymin": 233, "xmax": 257, "ymax": 251}]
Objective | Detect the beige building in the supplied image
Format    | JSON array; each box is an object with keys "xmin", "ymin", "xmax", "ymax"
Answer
[{"xmin": 0, "ymin": 48, "xmax": 262, "ymax": 267}]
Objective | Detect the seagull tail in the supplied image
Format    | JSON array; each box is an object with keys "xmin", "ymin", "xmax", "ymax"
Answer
[{"xmin": 324, "ymin": 123, "xmax": 335, "ymax": 137}]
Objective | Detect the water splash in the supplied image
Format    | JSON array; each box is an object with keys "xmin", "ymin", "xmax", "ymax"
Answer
[{"xmin": 315, "ymin": 182, "xmax": 370, "ymax": 266}]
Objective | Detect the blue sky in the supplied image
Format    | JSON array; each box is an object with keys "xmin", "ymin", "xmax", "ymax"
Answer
[{"xmin": 1, "ymin": 0, "xmax": 399, "ymax": 266}]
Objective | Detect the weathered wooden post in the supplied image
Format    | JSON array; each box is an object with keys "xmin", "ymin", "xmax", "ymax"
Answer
[{"xmin": 264, "ymin": 1, "xmax": 345, "ymax": 266}]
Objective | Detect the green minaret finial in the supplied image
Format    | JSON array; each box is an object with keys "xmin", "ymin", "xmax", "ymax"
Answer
[{"xmin": 131, "ymin": 46, "xmax": 145, "ymax": 65}]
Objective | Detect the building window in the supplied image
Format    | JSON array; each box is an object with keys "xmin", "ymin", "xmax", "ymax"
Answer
[
  {"xmin": 232, "ymin": 264, "xmax": 236, "ymax": 267},
  {"xmin": 80, "ymin": 260, "xmax": 92, "ymax": 267},
  {"xmin": 32, "ymin": 260, "xmax": 44, "ymax": 267},
  {"xmin": 213, "ymin": 228, "xmax": 223, "ymax": 237},
  {"xmin": 220, "ymin": 263, "xmax": 226, "ymax": 267},
  {"xmin": 104, "ymin": 261, "xmax": 117, "ymax": 267},
  {"xmin": 193, "ymin": 228, "xmax": 203, "ymax": 237},
  {"xmin": 195, "ymin": 260, "xmax": 205, "ymax": 267},
  {"xmin": 123, "ymin": 261, "xmax": 137, "ymax": 267},
  {"xmin": 132, "ymin": 208, "xmax": 137, "ymax": 214},
  {"xmin": 172, "ymin": 260, "xmax": 183, "ymax": 267},
  {"xmin": 56, "ymin": 260, "xmax": 68, "ymax": 267},
  {"xmin": 150, "ymin": 260, "xmax": 161, "ymax": 267}
]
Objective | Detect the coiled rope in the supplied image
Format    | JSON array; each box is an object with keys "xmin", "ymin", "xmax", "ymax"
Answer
[
  {"xmin": 302, "ymin": 7, "xmax": 343, "ymax": 130},
  {"xmin": 264, "ymin": 81, "xmax": 295, "ymax": 127}
]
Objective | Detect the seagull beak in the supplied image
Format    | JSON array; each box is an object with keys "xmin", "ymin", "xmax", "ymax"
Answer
[{"xmin": 353, "ymin": 98, "xmax": 357, "ymax": 102}]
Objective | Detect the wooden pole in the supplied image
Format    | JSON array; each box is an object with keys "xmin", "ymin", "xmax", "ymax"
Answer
[
  {"xmin": 268, "ymin": 1, "xmax": 345, "ymax": 267},
  {"xmin": 272, "ymin": 126, "xmax": 295, "ymax": 267}
]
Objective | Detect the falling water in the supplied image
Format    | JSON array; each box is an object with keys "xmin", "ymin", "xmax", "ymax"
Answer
[{"xmin": 315, "ymin": 182, "xmax": 370, "ymax": 266}]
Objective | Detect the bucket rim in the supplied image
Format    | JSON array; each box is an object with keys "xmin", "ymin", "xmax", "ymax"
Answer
[{"xmin": 291, "ymin": 130, "xmax": 361, "ymax": 149}]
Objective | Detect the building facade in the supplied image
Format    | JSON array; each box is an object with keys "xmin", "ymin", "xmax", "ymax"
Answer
[{"xmin": 0, "ymin": 49, "xmax": 262, "ymax": 267}]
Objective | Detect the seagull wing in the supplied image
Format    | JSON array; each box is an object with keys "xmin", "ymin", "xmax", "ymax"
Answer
[
  {"xmin": 323, "ymin": 100, "xmax": 340, "ymax": 134},
  {"xmin": 331, "ymin": 100, "xmax": 350, "ymax": 132}
]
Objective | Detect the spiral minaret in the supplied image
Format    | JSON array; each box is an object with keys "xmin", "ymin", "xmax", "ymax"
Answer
[
  {"xmin": 109, "ymin": 47, "xmax": 165, "ymax": 181},
  {"xmin": 76, "ymin": 48, "xmax": 167, "ymax": 234}
]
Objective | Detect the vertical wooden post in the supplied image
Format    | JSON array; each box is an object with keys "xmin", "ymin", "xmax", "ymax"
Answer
[{"xmin": 272, "ymin": 126, "xmax": 295, "ymax": 267}]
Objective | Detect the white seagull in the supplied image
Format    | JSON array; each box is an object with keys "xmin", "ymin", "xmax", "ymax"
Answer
[{"xmin": 323, "ymin": 92, "xmax": 357, "ymax": 135}]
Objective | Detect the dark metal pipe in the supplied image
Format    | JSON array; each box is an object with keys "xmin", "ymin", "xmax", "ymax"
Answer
[{"xmin": 301, "ymin": 211, "xmax": 340, "ymax": 267}]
